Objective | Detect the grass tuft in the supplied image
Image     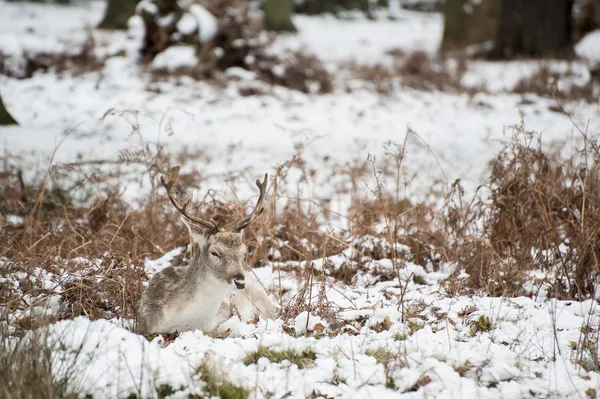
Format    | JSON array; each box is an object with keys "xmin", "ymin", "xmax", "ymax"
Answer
[
  {"xmin": 243, "ymin": 346, "xmax": 317, "ymax": 369},
  {"xmin": 469, "ymin": 315, "xmax": 493, "ymax": 336},
  {"xmin": 196, "ymin": 362, "xmax": 248, "ymax": 399}
]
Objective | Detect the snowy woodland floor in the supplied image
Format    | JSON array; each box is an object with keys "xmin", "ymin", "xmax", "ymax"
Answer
[{"xmin": 1, "ymin": 1, "xmax": 600, "ymax": 398}]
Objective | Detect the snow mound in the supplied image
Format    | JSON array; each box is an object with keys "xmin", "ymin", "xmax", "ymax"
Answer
[
  {"xmin": 189, "ymin": 4, "xmax": 218, "ymax": 44},
  {"xmin": 151, "ymin": 45, "xmax": 198, "ymax": 71},
  {"xmin": 575, "ymin": 29, "xmax": 600, "ymax": 65}
]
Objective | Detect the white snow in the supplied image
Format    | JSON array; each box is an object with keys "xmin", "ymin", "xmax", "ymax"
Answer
[
  {"xmin": 151, "ymin": 45, "xmax": 198, "ymax": 71},
  {"xmin": 176, "ymin": 11, "xmax": 198, "ymax": 35},
  {"xmin": 18, "ymin": 263, "xmax": 600, "ymax": 398},
  {"xmin": 136, "ymin": 0, "xmax": 158, "ymax": 16},
  {"xmin": 575, "ymin": 29, "xmax": 600, "ymax": 65},
  {"xmin": 189, "ymin": 4, "xmax": 218, "ymax": 44},
  {"xmin": 274, "ymin": 11, "xmax": 443, "ymax": 62}
]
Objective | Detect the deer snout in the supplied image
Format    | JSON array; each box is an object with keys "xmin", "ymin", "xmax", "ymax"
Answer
[{"xmin": 233, "ymin": 273, "xmax": 245, "ymax": 289}]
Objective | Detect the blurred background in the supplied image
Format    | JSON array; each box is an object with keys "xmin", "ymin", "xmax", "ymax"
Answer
[{"xmin": 0, "ymin": 0, "xmax": 599, "ymax": 202}]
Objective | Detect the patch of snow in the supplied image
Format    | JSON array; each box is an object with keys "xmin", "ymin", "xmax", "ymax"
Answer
[
  {"xmin": 144, "ymin": 247, "xmax": 185, "ymax": 276},
  {"xmin": 151, "ymin": 45, "xmax": 198, "ymax": 71},
  {"xmin": 576, "ymin": 29, "xmax": 600, "ymax": 65},
  {"xmin": 158, "ymin": 12, "xmax": 177, "ymax": 28},
  {"xmin": 294, "ymin": 311, "xmax": 328, "ymax": 333},
  {"xmin": 176, "ymin": 11, "xmax": 198, "ymax": 35},
  {"xmin": 225, "ymin": 66, "xmax": 258, "ymax": 80},
  {"xmin": 136, "ymin": 0, "xmax": 158, "ymax": 16},
  {"xmin": 5, "ymin": 215, "xmax": 24, "ymax": 225},
  {"xmin": 274, "ymin": 12, "xmax": 443, "ymax": 62},
  {"xmin": 188, "ymin": 4, "xmax": 218, "ymax": 44},
  {"xmin": 272, "ymin": 64, "xmax": 286, "ymax": 78}
]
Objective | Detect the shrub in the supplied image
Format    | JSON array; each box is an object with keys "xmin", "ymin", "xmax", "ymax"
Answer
[
  {"xmin": 445, "ymin": 113, "xmax": 600, "ymax": 299},
  {"xmin": 140, "ymin": 0, "xmax": 333, "ymax": 93}
]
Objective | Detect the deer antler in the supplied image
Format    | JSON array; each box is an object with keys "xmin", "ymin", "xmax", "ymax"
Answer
[
  {"xmin": 160, "ymin": 166, "xmax": 219, "ymax": 234},
  {"xmin": 235, "ymin": 173, "xmax": 268, "ymax": 232}
]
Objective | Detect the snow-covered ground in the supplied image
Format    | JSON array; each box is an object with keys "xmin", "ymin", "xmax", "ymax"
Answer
[
  {"xmin": 7, "ymin": 250, "xmax": 600, "ymax": 398},
  {"xmin": 1, "ymin": 1, "xmax": 599, "ymax": 398}
]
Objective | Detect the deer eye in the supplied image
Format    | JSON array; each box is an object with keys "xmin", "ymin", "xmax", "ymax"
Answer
[{"xmin": 210, "ymin": 251, "xmax": 220, "ymax": 258}]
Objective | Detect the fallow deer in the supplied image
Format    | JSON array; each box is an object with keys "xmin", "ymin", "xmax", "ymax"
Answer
[{"xmin": 138, "ymin": 167, "xmax": 275, "ymax": 334}]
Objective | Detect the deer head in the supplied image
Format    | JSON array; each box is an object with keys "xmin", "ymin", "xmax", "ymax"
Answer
[{"xmin": 160, "ymin": 166, "xmax": 268, "ymax": 290}]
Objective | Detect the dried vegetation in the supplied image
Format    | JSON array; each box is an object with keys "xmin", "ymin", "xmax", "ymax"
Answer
[
  {"xmin": 142, "ymin": 0, "xmax": 333, "ymax": 94},
  {"xmin": 0, "ymin": 31, "xmax": 103, "ymax": 79},
  {"xmin": 348, "ymin": 50, "xmax": 599, "ymax": 101},
  {"xmin": 347, "ymin": 50, "xmax": 469, "ymax": 95},
  {"xmin": 1, "ymin": 107, "xmax": 598, "ymax": 343},
  {"xmin": 512, "ymin": 64, "xmax": 599, "ymax": 102}
]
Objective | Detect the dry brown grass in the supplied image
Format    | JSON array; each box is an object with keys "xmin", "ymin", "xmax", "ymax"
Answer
[
  {"xmin": 0, "ymin": 130, "xmax": 441, "ymax": 332},
  {"xmin": 1, "ymin": 108, "xmax": 598, "ymax": 339},
  {"xmin": 143, "ymin": 0, "xmax": 333, "ymax": 94},
  {"xmin": 0, "ymin": 316, "xmax": 84, "ymax": 399},
  {"xmin": 347, "ymin": 50, "xmax": 470, "ymax": 95},
  {"xmin": 444, "ymin": 111, "xmax": 600, "ymax": 299},
  {"xmin": 512, "ymin": 65, "xmax": 597, "ymax": 102},
  {"xmin": 0, "ymin": 31, "xmax": 103, "ymax": 79}
]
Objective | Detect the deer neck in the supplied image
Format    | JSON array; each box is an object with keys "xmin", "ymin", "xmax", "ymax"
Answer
[{"xmin": 185, "ymin": 247, "xmax": 231, "ymax": 299}]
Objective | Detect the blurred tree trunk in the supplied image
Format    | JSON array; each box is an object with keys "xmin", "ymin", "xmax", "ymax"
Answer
[
  {"xmin": 0, "ymin": 93, "xmax": 18, "ymax": 126},
  {"xmin": 442, "ymin": 0, "xmax": 573, "ymax": 58},
  {"xmin": 491, "ymin": 0, "xmax": 573, "ymax": 58},
  {"xmin": 441, "ymin": 0, "xmax": 468, "ymax": 49},
  {"xmin": 264, "ymin": 0, "xmax": 297, "ymax": 32},
  {"xmin": 574, "ymin": 0, "xmax": 600, "ymax": 41},
  {"xmin": 294, "ymin": 0, "xmax": 371, "ymax": 15},
  {"xmin": 441, "ymin": 0, "xmax": 501, "ymax": 51},
  {"xmin": 98, "ymin": 0, "xmax": 139, "ymax": 30}
]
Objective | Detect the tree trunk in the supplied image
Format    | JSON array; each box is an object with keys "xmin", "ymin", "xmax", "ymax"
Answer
[
  {"xmin": 442, "ymin": 0, "xmax": 573, "ymax": 58},
  {"xmin": 294, "ymin": 0, "xmax": 371, "ymax": 15},
  {"xmin": 441, "ymin": 0, "xmax": 468, "ymax": 50},
  {"xmin": 442, "ymin": 0, "xmax": 501, "ymax": 51},
  {"xmin": 574, "ymin": 0, "xmax": 600, "ymax": 42},
  {"xmin": 0, "ymin": 92, "xmax": 18, "ymax": 126},
  {"xmin": 491, "ymin": 0, "xmax": 573, "ymax": 58},
  {"xmin": 98, "ymin": 0, "xmax": 139, "ymax": 30},
  {"xmin": 264, "ymin": 0, "xmax": 297, "ymax": 32}
]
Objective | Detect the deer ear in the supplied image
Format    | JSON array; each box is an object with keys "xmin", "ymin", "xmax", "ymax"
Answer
[{"xmin": 181, "ymin": 218, "xmax": 210, "ymax": 245}]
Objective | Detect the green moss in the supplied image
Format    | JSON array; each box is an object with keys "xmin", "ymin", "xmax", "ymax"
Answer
[
  {"xmin": 412, "ymin": 275, "xmax": 428, "ymax": 285},
  {"xmin": 156, "ymin": 384, "xmax": 175, "ymax": 399},
  {"xmin": 366, "ymin": 347, "xmax": 394, "ymax": 364},
  {"xmin": 406, "ymin": 320, "xmax": 424, "ymax": 334},
  {"xmin": 243, "ymin": 346, "xmax": 317, "ymax": 369},
  {"xmin": 569, "ymin": 341, "xmax": 578, "ymax": 351},
  {"xmin": 385, "ymin": 377, "xmax": 396, "ymax": 389},
  {"xmin": 392, "ymin": 332, "xmax": 407, "ymax": 341},
  {"xmin": 365, "ymin": 347, "xmax": 397, "ymax": 390},
  {"xmin": 264, "ymin": 0, "xmax": 297, "ymax": 32},
  {"xmin": 469, "ymin": 315, "xmax": 492, "ymax": 336},
  {"xmin": 572, "ymin": 339, "xmax": 600, "ymax": 372},
  {"xmin": 196, "ymin": 363, "xmax": 248, "ymax": 399}
]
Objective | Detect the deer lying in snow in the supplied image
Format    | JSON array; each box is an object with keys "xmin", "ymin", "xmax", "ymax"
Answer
[{"xmin": 138, "ymin": 167, "xmax": 275, "ymax": 334}]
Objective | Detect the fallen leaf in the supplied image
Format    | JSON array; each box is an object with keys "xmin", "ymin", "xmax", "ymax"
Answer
[
  {"xmin": 282, "ymin": 324, "xmax": 294, "ymax": 334},
  {"xmin": 417, "ymin": 375, "xmax": 432, "ymax": 387},
  {"xmin": 381, "ymin": 316, "xmax": 393, "ymax": 330},
  {"xmin": 217, "ymin": 328, "xmax": 231, "ymax": 339},
  {"xmin": 407, "ymin": 375, "xmax": 432, "ymax": 392}
]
